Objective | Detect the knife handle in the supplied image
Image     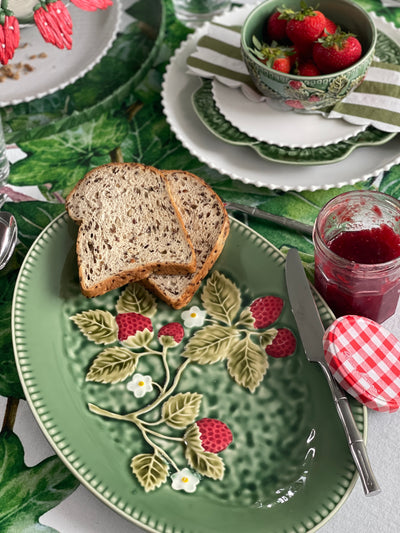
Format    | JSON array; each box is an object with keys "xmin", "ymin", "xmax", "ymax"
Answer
[{"xmin": 319, "ymin": 362, "xmax": 381, "ymax": 496}]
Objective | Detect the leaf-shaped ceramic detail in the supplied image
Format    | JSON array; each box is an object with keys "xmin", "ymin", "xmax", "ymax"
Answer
[
  {"xmin": 70, "ymin": 310, "xmax": 118, "ymax": 345},
  {"xmin": 201, "ymin": 271, "xmax": 241, "ymax": 325},
  {"xmin": 184, "ymin": 424, "xmax": 225, "ymax": 480},
  {"xmin": 227, "ymin": 336, "xmax": 269, "ymax": 393},
  {"xmin": 182, "ymin": 324, "xmax": 239, "ymax": 364},
  {"xmin": 328, "ymin": 75, "xmax": 349, "ymax": 96},
  {"xmin": 259, "ymin": 328, "xmax": 278, "ymax": 349},
  {"xmin": 86, "ymin": 347, "xmax": 139, "ymax": 384},
  {"xmin": 162, "ymin": 392, "xmax": 203, "ymax": 429},
  {"xmin": 121, "ymin": 329, "xmax": 154, "ymax": 349},
  {"xmin": 237, "ymin": 307, "xmax": 256, "ymax": 328},
  {"xmin": 130, "ymin": 453, "xmax": 169, "ymax": 493},
  {"xmin": 116, "ymin": 284, "xmax": 157, "ymax": 317}
]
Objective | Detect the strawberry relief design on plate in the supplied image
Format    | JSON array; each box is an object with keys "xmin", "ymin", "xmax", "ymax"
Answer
[{"xmin": 70, "ymin": 271, "xmax": 296, "ymax": 493}]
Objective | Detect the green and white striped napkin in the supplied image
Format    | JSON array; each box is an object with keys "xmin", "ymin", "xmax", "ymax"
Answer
[{"xmin": 186, "ymin": 21, "xmax": 400, "ymax": 132}]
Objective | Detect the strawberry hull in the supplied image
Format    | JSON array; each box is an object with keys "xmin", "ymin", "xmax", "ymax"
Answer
[{"xmin": 241, "ymin": 0, "xmax": 376, "ymax": 111}]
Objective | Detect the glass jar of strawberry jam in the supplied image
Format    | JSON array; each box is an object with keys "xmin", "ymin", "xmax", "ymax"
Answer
[{"xmin": 313, "ymin": 190, "xmax": 400, "ymax": 323}]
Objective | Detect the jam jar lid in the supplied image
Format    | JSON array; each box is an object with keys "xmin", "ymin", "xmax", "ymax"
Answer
[{"xmin": 323, "ymin": 315, "xmax": 400, "ymax": 413}]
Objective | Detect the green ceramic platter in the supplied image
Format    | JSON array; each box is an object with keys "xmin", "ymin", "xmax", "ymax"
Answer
[
  {"xmin": 191, "ymin": 28, "xmax": 400, "ymax": 166},
  {"xmin": 12, "ymin": 212, "xmax": 366, "ymax": 533}
]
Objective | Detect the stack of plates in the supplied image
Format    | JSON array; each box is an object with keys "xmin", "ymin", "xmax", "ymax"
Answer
[{"xmin": 162, "ymin": 5, "xmax": 400, "ymax": 191}]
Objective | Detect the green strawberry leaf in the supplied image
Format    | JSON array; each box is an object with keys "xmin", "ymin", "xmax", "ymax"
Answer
[
  {"xmin": 227, "ymin": 336, "xmax": 269, "ymax": 393},
  {"xmin": 259, "ymin": 328, "xmax": 278, "ymax": 349},
  {"xmin": 184, "ymin": 424, "xmax": 225, "ymax": 480},
  {"xmin": 162, "ymin": 392, "xmax": 202, "ymax": 429},
  {"xmin": 0, "ymin": 430, "xmax": 79, "ymax": 532},
  {"xmin": 116, "ymin": 284, "xmax": 157, "ymax": 317},
  {"xmin": 86, "ymin": 347, "xmax": 140, "ymax": 384},
  {"xmin": 182, "ymin": 324, "xmax": 239, "ymax": 365},
  {"xmin": 130, "ymin": 453, "xmax": 169, "ymax": 492},
  {"xmin": 70, "ymin": 310, "xmax": 118, "ymax": 345},
  {"xmin": 201, "ymin": 271, "xmax": 241, "ymax": 325}
]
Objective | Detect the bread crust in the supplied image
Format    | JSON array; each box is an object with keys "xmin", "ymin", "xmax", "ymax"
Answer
[
  {"xmin": 142, "ymin": 170, "xmax": 230, "ymax": 309},
  {"xmin": 66, "ymin": 162, "xmax": 197, "ymax": 298}
]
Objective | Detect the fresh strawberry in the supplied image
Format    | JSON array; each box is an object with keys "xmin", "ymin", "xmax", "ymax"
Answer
[
  {"xmin": 264, "ymin": 10, "xmax": 288, "ymax": 43},
  {"xmin": 322, "ymin": 18, "xmax": 337, "ymax": 37},
  {"xmin": 265, "ymin": 328, "xmax": 296, "ymax": 358},
  {"xmin": 250, "ymin": 38, "xmax": 294, "ymax": 73},
  {"xmin": 195, "ymin": 418, "xmax": 233, "ymax": 453},
  {"xmin": 116, "ymin": 312, "xmax": 153, "ymax": 342},
  {"xmin": 158, "ymin": 322, "xmax": 184, "ymax": 346},
  {"xmin": 286, "ymin": 2, "xmax": 326, "ymax": 48},
  {"xmin": 249, "ymin": 296, "xmax": 284, "ymax": 329},
  {"xmin": 313, "ymin": 29, "xmax": 362, "ymax": 74},
  {"xmin": 297, "ymin": 59, "xmax": 321, "ymax": 76}
]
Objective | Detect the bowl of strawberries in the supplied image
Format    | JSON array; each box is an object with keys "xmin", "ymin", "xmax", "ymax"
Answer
[{"xmin": 240, "ymin": 0, "xmax": 376, "ymax": 111}]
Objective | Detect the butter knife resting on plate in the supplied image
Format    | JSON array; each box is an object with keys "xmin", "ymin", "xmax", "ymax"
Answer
[{"xmin": 285, "ymin": 247, "xmax": 380, "ymax": 496}]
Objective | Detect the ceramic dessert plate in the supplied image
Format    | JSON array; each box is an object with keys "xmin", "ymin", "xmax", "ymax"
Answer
[
  {"xmin": 12, "ymin": 212, "xmax": 366, "ymax": 533},
  {"xmin": 0, "ymin": 2, "xmax": 120, "ymax": 107},
  {"xmin": 192, "ymin": 79, "xmax": 396, "ymax": 165},
  {"xmin": 162, "ymin": 5, "xmax": 400, "ymax": 190}
]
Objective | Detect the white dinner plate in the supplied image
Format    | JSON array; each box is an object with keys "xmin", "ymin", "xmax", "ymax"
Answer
[
  {"xmin": 162, "ymin": 5, "xmax": 400, "ymax": 191},
  {"xmin": 0, "ymin": 1, "xmax": 120, "ymax": 107}
]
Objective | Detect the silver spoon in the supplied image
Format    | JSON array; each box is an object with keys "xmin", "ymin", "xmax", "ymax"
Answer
[{"xmin": 0, "ymin": 211, "xmax": 18, "ymax": 270}]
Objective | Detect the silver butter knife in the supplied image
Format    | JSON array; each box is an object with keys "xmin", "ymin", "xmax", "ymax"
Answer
[
  {"xmin": 224, "ymin": 201, "xmax": 314, "ymax": 236},
  {"xmin": 285, "ymin": 247, "xmax": 381, "ymax": 496}
]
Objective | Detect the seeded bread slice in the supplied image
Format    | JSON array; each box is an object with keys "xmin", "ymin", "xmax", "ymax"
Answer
[
  {"xmin": 141, "ymin": 170, "xmax": 230, "ymax": 309},
  {"xmin": 65, "ymin": 163, "xmax": 196, "ymax": 298}
]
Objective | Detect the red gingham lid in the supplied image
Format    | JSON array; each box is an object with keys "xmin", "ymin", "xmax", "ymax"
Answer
[{"xmin": 323, "ymin": 315, "xmax": 400, "ymax": 413}]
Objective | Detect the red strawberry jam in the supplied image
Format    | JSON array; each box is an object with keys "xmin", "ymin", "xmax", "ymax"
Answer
[
  {"xmin": 315, "ymin": 224, "xmax": 400, "ymax": 323},
  {"xmin": 328, "ymin": 224, "xmax": 400, "ymax": 264}
]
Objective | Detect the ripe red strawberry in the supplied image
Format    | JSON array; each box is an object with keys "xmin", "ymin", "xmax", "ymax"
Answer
[
  {"xmin": 286, "ymin": 3, "xmax": 326, "ymax": 47},
  {"xmin": 264, "ymin": 10, "xmax": 288, "ymax": 43},
  {"xmin": 322, "ymin": 18, "xmax": 337, "ymax": 37},
  {"xmin": 297, "ymin": 59, "xmax": 321, "ymax": 76},
  {"xmin": 249, "ymin": 296, "xmax": 284, "ymax": 329},
  {"xmin": 313, "ymin": 30, "xmax": 362, "ymax": 74},
  {"xmin": 158, "ymin": 322, "xmax": 184, "ymax": 345},
  {"xmin": 196, "ymin": 418, "xmax": 233, "ymax": 453},
  {"xmin": 265, "ymin": 328, "xmax": 296, "ymax": 358},
  {"xmin": 250, "ymin": 37, "xmax": 294, "ymax": 73},
  {"xmin": 116, "ymin": 312, "xmax": 153, "ymax": 342}
]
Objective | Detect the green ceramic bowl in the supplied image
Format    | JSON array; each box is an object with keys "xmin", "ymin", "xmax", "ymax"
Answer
[{"xmin": 240, "ymin": 0, "xmax": 376, "ymax": 111}]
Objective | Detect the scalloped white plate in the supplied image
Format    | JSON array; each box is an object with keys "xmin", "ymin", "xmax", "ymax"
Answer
[
  {"xmin": 0, "ymin": 1, "xmax": 120, "ymax": 107},
  {"xmin": 212, "ymin": 80, "xmax": 367, "ymax": 148},
  {"xmin": 161, "ymin": 5, "xmax": 400, "ymax": 191}
]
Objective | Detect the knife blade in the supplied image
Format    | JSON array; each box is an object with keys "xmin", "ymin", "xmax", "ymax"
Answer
[{"xmin": 285, "ymin": 247, "xmax": 381, "ymax": 496}]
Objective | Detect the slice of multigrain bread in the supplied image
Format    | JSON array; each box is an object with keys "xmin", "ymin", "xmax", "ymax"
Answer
[
  {"xmin": 65, "ymin": 163, "xmax": 196, "ymax": 298},
  {"xmin": 141, "ymin": 170, "xmax": 230, "ymax": 309}
]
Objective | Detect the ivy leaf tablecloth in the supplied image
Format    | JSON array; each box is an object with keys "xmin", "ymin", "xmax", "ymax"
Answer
[{"xmin": 1, "ymin": 0, "xmax": 400, "ymax": 532}]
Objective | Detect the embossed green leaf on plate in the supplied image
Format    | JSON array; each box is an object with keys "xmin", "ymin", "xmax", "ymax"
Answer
[{"xmin": 12, "ymin": 212, "xmax": 366, "ymax": 533}]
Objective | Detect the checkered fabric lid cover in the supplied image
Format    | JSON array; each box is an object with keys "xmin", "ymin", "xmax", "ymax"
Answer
[{"xmin": 323, "ymin": 315, "xmax": 400, "ymax": 413}]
